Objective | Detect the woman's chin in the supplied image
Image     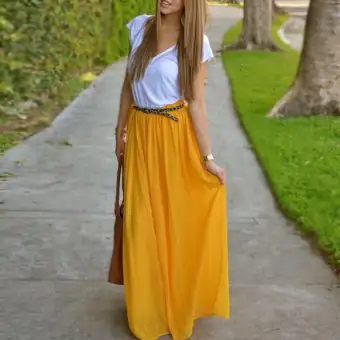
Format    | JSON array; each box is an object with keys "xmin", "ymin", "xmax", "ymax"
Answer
[{"xmin": 160, "ymin": 6, "xmax": 175, "ymax": 15}]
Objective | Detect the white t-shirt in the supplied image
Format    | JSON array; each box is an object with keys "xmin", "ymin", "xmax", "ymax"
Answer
[{"xmin": 126, "ymin": 14, "xmax": 214, "ymax": 108}]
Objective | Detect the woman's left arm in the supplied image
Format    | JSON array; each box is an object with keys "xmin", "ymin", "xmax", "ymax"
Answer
[{"xmin": 188, "ymin": 62, "xmax": 225, "ymax": 184}]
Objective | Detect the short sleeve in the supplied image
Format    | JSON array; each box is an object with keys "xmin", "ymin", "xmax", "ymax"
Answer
[
  {"xmin": 202, "ymin": 34, "xmax": 214, "ymax": 63},
  {"xmin": 126, "ymin": 14, "xmax": 152, "ymax": 48}
]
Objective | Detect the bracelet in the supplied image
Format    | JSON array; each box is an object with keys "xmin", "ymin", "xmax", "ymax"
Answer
[
  {"xmin": 116, "ymin": 126, "xmax": 127, "ymax": 137},
  {"xmin": 202, "ymin": 154, "xmax": 214, "ymax": 162}
]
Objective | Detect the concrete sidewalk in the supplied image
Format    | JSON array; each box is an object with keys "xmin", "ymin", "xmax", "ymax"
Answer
[
  {"xmin": 1, "ymin": 5, "xmax": 339, "ymax": 340},
  {"xmin": 282, "ymin": 16, "xmax": 305, "ymax": 50},
  {"xmin": 238, "ymin": 0, "xmax": 310, "ymax": 7},
  {"xmin": 276, "ymin": 0, "xmax": 309, "ymax": 7}
]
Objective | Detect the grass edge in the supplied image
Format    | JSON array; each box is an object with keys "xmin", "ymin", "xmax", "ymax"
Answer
[{"xmin": 222, "ymin": 16, "xmax": 340, "ymax": 275}]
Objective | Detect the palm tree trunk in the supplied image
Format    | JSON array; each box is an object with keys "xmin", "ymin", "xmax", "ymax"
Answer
[
  {"xmin": 224, "ymin": 0, "xmax": 279, "ymax": 51},
  {"xmin": 268, "ymin": 0, "xmax": 340, "ymax": 117}
]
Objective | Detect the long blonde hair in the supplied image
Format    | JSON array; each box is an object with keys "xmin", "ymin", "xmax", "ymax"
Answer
[{"xmin": 129, "ymin": 0, "xmax": 207, "ymax": 101}]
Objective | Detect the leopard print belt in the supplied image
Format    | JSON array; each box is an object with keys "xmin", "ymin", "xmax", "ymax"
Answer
[{"xmin": 133, "ymin": 103, "xmax": 185, "ymax": 122}]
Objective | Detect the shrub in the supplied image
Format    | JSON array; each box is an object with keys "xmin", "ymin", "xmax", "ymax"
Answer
[{"xmin": 0, "ymin": 0, "xmax": 155, "ymax": 119}]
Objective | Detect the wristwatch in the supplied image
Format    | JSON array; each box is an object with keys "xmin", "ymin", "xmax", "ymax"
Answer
[{"xmin": 202, "ymin": 153, "xmax": 214, "ymax": 162}]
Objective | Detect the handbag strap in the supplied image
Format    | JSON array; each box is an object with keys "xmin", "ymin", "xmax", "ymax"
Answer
[{"xmin": 115, "ymin": 162, "xmax": 123, "ymax": 215}]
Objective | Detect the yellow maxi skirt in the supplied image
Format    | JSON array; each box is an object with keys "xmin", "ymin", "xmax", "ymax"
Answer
[{"xmin": 123, "ymin": 101, "xmax": 229, "ymax": 340}]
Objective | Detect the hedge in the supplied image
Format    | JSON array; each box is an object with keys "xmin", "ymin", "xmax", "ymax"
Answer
[{"xmin": 0, "ymin": 0, "xmax": 154, "ymax": 152}]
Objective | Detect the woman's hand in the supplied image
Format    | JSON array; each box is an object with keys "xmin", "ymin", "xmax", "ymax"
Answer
[{"xmin": 205, "ymin": 160, "xmax": 225, "ymax": 184}]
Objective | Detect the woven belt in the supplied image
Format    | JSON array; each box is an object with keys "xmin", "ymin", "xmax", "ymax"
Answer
[{"xmin": 133, "ymin": 103, "xmax": 185, "ymax": 122}]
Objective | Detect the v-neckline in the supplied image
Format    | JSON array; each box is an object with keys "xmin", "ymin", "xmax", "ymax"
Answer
[{"xmin": 152, "ymin": 44, "xmax": 177, "ymax": 61}]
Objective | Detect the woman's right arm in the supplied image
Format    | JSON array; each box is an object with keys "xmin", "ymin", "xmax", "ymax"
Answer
[
  {"xmin": 115, "ymin": 54, "xmax": 133, "ymax": 160},
  {"xmin": 116, "ymin": 69, "xmax": 132, "ymax": 139}
]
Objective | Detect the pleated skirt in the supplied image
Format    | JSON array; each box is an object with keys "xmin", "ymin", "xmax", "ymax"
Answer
[{"xmin": 123, "ymin": 101, "xmax": 229, "ymax": 340}]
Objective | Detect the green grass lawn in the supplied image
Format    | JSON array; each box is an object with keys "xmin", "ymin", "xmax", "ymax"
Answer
[{"xmin": 222, "ymin": 16, "xmax": 340, "ymax": 270}]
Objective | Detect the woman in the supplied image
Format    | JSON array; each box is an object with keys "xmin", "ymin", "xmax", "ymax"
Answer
[{"xmin": 115, "ymin": 0, "xmax": 229, "ymax": 339}]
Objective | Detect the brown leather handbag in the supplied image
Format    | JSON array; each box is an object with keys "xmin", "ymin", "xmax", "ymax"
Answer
[{"xmin": 108, "ymin": 161, "xmax": 124, "ymax": 285}]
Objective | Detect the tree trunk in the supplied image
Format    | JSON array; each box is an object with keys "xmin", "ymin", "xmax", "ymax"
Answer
[
  {"xmin": 268, "ymin": 0, "xmax": 340, "ymax": 117},
  {"xmin": 224, "ymin": 0, "xmax": 279, "ymax": 51}
]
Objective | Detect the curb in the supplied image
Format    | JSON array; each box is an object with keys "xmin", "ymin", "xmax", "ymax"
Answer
[{"xmin": 277, "ymin": 27, "xmax": 291, "ymax": 46}]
